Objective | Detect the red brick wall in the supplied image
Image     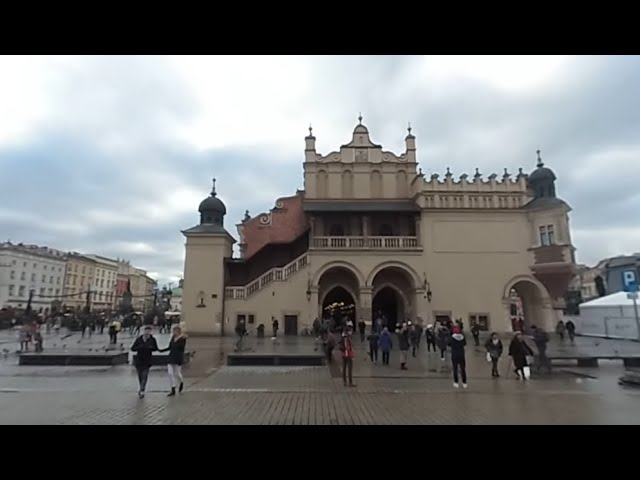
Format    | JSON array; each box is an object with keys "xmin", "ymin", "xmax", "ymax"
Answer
[{"xmin": 241, "ymin": 192, "xmax": 308, "ymax": 259}]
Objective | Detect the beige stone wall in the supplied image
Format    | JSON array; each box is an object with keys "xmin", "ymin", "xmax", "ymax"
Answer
[{"xmin": 182, "ymin": 235, "xmax": 233, "ymax": 335}]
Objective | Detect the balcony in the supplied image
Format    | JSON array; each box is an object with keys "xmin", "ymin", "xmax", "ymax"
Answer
[
  {"xmin": 311, "ymin": 236, "xmax": 420, "ymax": 250},
  {"xmin": 529, "ymin": 244, "xmax": 576, "ymax": 274}
]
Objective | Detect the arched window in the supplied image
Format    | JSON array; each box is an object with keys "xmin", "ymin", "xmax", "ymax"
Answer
[
  {"xmin": 329, "ymin": 224, "xmax": 345, "ymax": 236},
  {"xmin": 342, "ymin": 170, "xmax": 354, "ymax": 198},
  {"xmin": 371, "ymin": 170, "xmax": 382, "ymax": 197},
  {"xmin": 317, "ymin": 170, "xmax": 328, "ymax": 198},
  {"xmin": 378, "ymin": 224, "xmax": 393, "ymax": 236},
  {"xmin": 396, "ymin": 170, "xmax": 408, "ymax": 197}
]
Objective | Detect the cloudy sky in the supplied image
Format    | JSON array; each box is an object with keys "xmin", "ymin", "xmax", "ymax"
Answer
[{"xmin": 1, "ymin": 55, "xmax": 638, "ymax": 284}]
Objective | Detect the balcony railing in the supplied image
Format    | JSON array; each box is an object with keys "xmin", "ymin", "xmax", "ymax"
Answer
[
  {"xmin": 311, "ymin": 236, "xmax": 420, "ymax": 250},
  {"xmin": 529, "ymin": 244, "xmax": 576, "ymax": 274}
]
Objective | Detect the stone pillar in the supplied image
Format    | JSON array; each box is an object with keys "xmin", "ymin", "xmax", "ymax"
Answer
[
  {"xmin": 501, "ymin": 299, "xmax": 513, "ymax": 332},
  {"xmin": 359, "ymin": 287, "xmax": 373, "ymax": 327},
  {"xmin": 362, "ymin": 215, "xmax": 369, "ymax": 238},
  {"xmin": 309, "ymin": 287, "xmax": 319, "ymax": 323}
]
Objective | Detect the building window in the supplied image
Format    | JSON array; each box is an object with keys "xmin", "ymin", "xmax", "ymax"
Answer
[
  {"xmin": 48, "ymin": 288, "xmax": 53, "ymax": 295},
  {"xmin": 8, "ymin": 285, "xmax": 14, "ymax": 296},
  {"xmin": 469, "ymin": 313, "xmax": 490, "ymax": 331},
  {"xmin": 378, "ymin": 224, "xmax": 394, "ymax": 236},
  {"xmin": 20, "ymin": 272, "xmax": 25, "ymax": 281},
  {"xmin": 59, "ymin": 267, "xmax": 62, "ymax": 272},
  {"xmin": 42, "ymin": 275, "xmax": 46, "ymax": 283},
  {"xmin": 55, "ymin": 289, "xmax": 60, "ymax": 296},
  {"xmin": 10, "ymin": 270, "xmax": 15, "ymax": 280},
  {"xmin": 30, "ymin": 273, "xmax": 35, "ymax": 282},
  {"xmin": 248, "ymin": 314, "xmax": 255, "ymax": 325},
  {"xmin": 72, "ymin": 276, "xmax": 76, "ymax": 285},
  {"xmin": 18, "ymin": 286, "xmax": 25, "ymax": 297},
  {"xmin": 50, "ymin": 276, "xmax": 54, "ymax": 284},
  {"xmin": 329, "ymin": 224, "xmax": 345, "ymax": 236},
  {"xmin": 539, "ymin": 225, "xmax": 555, "ymax": 246},
  {"xmin": 82, "ymin": 266, "xmax": 85, "ymax": 274},
  {"xmin": 11, "ymin": 260, "xmax": 16, "ymax": 266},
  {"xmin": 57, "ymin": 277, "xmax": 60, "ymax": 284},
  {"xmin": 80, "ymin": 278, "xmax": 84, "ymax": 286},
  {"xmin": 33, "ymin": 263, "xmax": 36, "ymax": 268},
  {"xmin": 44, "ymin": 265, "xmax": 48, "ymax": 270},
  {"xmin": 39, "ymin": 288, "xmax": 45, "ymax": 296}
]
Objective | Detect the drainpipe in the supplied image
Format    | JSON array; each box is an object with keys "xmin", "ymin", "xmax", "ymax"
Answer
[{"xmin": 220, "ymin": 262, "xmax": 227, "ymax": 337}]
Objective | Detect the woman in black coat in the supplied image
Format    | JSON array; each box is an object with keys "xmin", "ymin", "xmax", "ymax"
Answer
[
  {"xmin": 485, "ymin": 332, "xmax": 503, "ymax": 378},
  {"xmin": 508, "ymin": 332, "xmax": 533, "ymax": 381},
  {"xmin": 160, "ymin": 325, "xmax": 187, "ymax": 396}
]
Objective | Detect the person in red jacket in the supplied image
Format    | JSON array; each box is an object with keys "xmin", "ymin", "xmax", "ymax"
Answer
[{"xmin": 339, "ymin": 328, "xmax": 356, "ymax": 387}]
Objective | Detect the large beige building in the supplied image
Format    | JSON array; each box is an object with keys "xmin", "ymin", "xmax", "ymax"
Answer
[
  {"xmin": 84, "ymin": 255, "xmax": 118, "ymax": 310},
  {"xmin": 181, "ymin": 119, "xmax": 577, "ymax": 336},
  {"xmin": 117, "ymin": 260, "xmax": 150, "ymax": 312},
  {"xmin": 63, "ymin": 253, "xmax": 97, "ymax": 311}
]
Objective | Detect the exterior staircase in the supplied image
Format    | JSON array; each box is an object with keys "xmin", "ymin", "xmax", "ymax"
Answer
[{"xmin": 224, "ymin": 253, "xmax": 309, "ymax": 300}]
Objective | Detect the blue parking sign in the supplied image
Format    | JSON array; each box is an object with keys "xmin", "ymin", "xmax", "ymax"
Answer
[{"xmin": 622, "ymin": 270, "xmax": 639, "ymax": 292}]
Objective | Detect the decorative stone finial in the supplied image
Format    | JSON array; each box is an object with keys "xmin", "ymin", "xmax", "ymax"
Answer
[
  {"xmin": 503, "ymin": 168, "xmax": 511, "ymax": 179},
  {"xmin": 418, "ymin": 167, "xmax": 423, "ymax": 176},
  {"xmin": 536, "ymin": 149, "xmax": 544, "ymax": 168},
  {"xmin": 211, "ymin": 177, "xmax": 217, "ymax": 196},
  {"xmin": 308, "ymin": 124, "xmax": 313, "ymax": 136},
  {"xmin": 407, "ymin": 122, "xmax": 412, "ymax": 135},
  {"xmin": 243, "ymin": 210, "xmax": 251, "ymax": 222},
  {"xmin": 358, "ymin": 112, "xmax": 363, "ymax": 124},
  {"xmin": 445, "ymin": 167, "xmax": 452, "ymax": 178},
  {"xmin": 474, "ymin": 168, "xmax": 481, "ymax": 178}
]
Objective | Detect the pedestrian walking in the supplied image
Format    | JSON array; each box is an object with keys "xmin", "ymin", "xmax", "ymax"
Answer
[
  {"xmin": 367, "ymin": 330, "xmax": 379, "ymax": 363},
  {"xmin": 272, "ymin": 317, "xmax": 279, "ymax": 338},
  {"xmin": 471, "ymin": 322, "xmax": 480, "ymax": 347},
  {"xmin": 108, "ymin": 319, "xmax": 119, "ymax": 345},
  {"xmin": 556, "ymin": 320, "xmax": 566, "ymax": 341},
  {"xmin": 398, "ymin": 323, "xmax": 410, "ymax": 370},
  {"xmin": 324, "ymin": 331, "xmax": 336, "ymax": 363},
  {"xmin": 97, "ymin": 316, "xmax": 105, "ymax": 335},
  {"xmin": 379, "ymin": 327, "xmax": 392, "ymax": 365},
  {"xmin": 449, "ymin": 326, "xmax": 468, "ymax": 388},
  {"xmin": 339, "ymin": 328, "xmax": 356, "ymax": 387},
  {"xmin": 80, "ymin": 317, "xmax": 88, "ymax": 338},
  {"xmin": 19, "ymin": 323, "xmax": 30, "ymax": 352},
  {"xmin": 235, "ymin": 320, "xmax": 247, "ymax": 351},
  {"xmin": 531, "ymin": 325, "xmax": 551, "ymax": 373},
  {"xmin": 410, "ymin": 323, "xmax": 420, "ymax": 357},
  {"xmin": 358, "ymin": 318, "xmax": 366, "ymax": 342},
  {"xmin": 312, "ymin": 317, "xmax": 321, "ymax": 339},
  {"xmin": 425, "ymin": 325, "xmax": 436, "ymax": 352},
  {"xmin": 566, "ymin": 319, "xmax": 576, "ymax": 344},
  {"xmin": 131, "ymin": 325, "xmax": 159, "ymax": 398},
  {"xmin": 134, "ymin": 316, "xmax": 142, "ymax": 336},
  {"xmin": 508, "ymin": 331, "xmax": 534, "ymax": 381},
  {"xmin": 159, "ymin": 325, "xmax": 187, "ymax": 396},
  {"xmin": 34, "ymin": 325, "xmax": 44, "ymax": 353},
  {"xmin": 436, "ymin": 324, "xmax": 450, "ymax": 361},
  {"xmin": 484, "ymin": 332, "xmax": 503, "ymax": 378}
]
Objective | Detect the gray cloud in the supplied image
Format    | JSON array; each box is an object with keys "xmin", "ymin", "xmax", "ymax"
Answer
[{"xmin": 1, "ymin": 56, "xmax": 638, "ymax": 282}]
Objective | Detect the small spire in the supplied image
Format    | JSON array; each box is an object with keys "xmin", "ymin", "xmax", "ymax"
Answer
[
  {"xmin": 308, "ymin": 124, "xmax": 313, "ymax": 136},
  {"xmin": 445, "ymin": 167, "xmax": 452, "ymax": 176},
  {"xmin": 358, "ymin": 112, "xmax": 363, "ymax": 124},
  {"xmin": 536, "ymin": 149, "xmax": 544, "ymax": 167},
  {"xmin": 407, "ymin": 122, "xmax": 412, "ymax": 135},
  {"xmin": 211, "ymin": 177, "xmax": 217, "ymax": 197}
]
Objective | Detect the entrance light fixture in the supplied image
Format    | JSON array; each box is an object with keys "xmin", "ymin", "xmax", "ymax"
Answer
[{"xmin": 423, "ymin": 272, "xmax": 433, "ymax": 302}]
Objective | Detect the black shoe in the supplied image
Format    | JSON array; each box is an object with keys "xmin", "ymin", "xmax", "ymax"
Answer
[
  {"xmin": 138, "ymin": 391, "xmax": 145, "ymax": 399},
  {"xmin": 179, "ymin": 382, "xmax": 184, "ymax": 393},
  {"xmin": 349, "ymin": 383, "xmax": 357, "ymax": 388},
  {"xmin": 167, "ymin": 388, "xmax": 176, "ymax": 397}
]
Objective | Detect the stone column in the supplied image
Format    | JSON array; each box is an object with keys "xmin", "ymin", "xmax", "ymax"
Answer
[
  {"xmin": 309, "ymin": 287, "xmax": 319, "ymax": 323},
  {"xmin": 359, "ymin": 287, "xmax": 373, "ymax": 327},
  {"xmin": 501, "ymin": 298, "xmax": 513, "ymax": 332}
]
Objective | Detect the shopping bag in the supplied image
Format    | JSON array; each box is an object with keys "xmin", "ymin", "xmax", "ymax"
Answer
[
  {"xmin": 523, "ymin": 366, "xmax": 531, "ymax": 379},
  {"xmin": 486, "ymin": 352, "xmax": 492, "ymax": 363}
]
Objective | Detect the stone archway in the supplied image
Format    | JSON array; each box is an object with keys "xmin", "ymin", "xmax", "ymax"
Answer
[
  {"xmin": 503, "ymin": 275, "xmax": 553, "ymax": 332},
  {"xmin": 370, "ymin": 265, "xmax": 417, "ymax": 331},
  {"xmin": 317, "ymin": 266, "xmax": 362, "ymax": 328}
]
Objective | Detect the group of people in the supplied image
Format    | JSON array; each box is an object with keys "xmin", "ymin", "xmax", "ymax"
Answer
[{"xmin": 18, "ymin": 322, "xmax": 43, "ymax": 352}]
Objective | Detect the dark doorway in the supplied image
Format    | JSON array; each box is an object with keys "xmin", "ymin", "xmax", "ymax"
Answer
[
  {"xmin": 322, "ymin": 286, "xmax": 356, "ymax": 329},
  {"xmin": 435, "ymin": 314, "xmax": 451, "ymax": 327},
  {"xmin": 372, "ymin": 287, "xmax": 401, "ymax": 332},
  {"xmin": 284, "ymin": 315, "xmax": 298, "ymax": 336}
]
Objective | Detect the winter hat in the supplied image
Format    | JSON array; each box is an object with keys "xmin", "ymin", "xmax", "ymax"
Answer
[{"xmin": 452, "ymin": 326, "xmax": 461, "ymax": 334}]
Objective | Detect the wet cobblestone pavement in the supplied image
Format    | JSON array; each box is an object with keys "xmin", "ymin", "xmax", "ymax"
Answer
[{"xmin": 0, "ymin": 331, "xmax": 639, "ymax": 424}]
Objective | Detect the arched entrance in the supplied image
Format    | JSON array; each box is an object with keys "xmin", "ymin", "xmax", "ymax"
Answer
[
  {"xmin": 370, "ymin": 265, "xmax": 416, "ymax": 332},
  {"xmin": 322, "ymin": 286, "xmax": 356, "ymax": 329},
  {"xmin": 317, "ymin": 265, "xmax": 361, "ymax": 329},
  {"xmin": 372, "ymin": 286, "xmax": 405, "ymax": 332},
  {"xmin": 505, "ymin": 276, "xmax": 552, "ymax": 332}
]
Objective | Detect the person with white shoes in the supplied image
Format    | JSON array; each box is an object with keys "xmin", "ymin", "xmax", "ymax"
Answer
[
  {"xmin": 449, "ymin": 326, "xmax": 468, "ymax": 389},
  {"xmin": 159, "ymin": 325, "xmax": 187, "ymax": 397}
]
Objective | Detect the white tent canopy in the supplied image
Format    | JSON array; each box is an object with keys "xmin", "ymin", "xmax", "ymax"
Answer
[{"xmin": 574, "ymin": 291, "xmax": 639, "ymax": 340}]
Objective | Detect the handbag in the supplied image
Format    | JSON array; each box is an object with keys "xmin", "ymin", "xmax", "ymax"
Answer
[
  {"xmin": 486, "ymin": 352, "xmax": 492, "ymax": 363},
  {"xmin": 523, "ymin": 366, "xmax": 531, "ymax": 379}
]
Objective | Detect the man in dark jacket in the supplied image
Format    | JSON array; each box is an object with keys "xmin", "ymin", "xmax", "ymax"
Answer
[
  {"xmin": 436, "ymin": 325, "xmax": 450, "ymax": 361},
  {"xmin": 425, "ymin": 325, "xmax": 436, "ymax": 352},
  {"xmin": 566, "ymin": 319, "xmax": 576, "ymax": 344},
  {"xmin": 470, "ymin": 322, "xmax": 480, "ymax": 347},
  {"xmin": 449, "ymin": 326, "xmax": 468, "ymax": 388},
  {"xmin": 131, "ymin": 325, "xmax": 159, "ymax": 398},
  {"xmin": 358, "ymin": 318, "xmax": 366, "ymax": 342},
  {"xmin": 531, "ymin": 325, "xmax": 551, "ymax": 373},
  {"xmin": 272, "ymin": 317, "xmax": 279, "ymax": 338}
]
